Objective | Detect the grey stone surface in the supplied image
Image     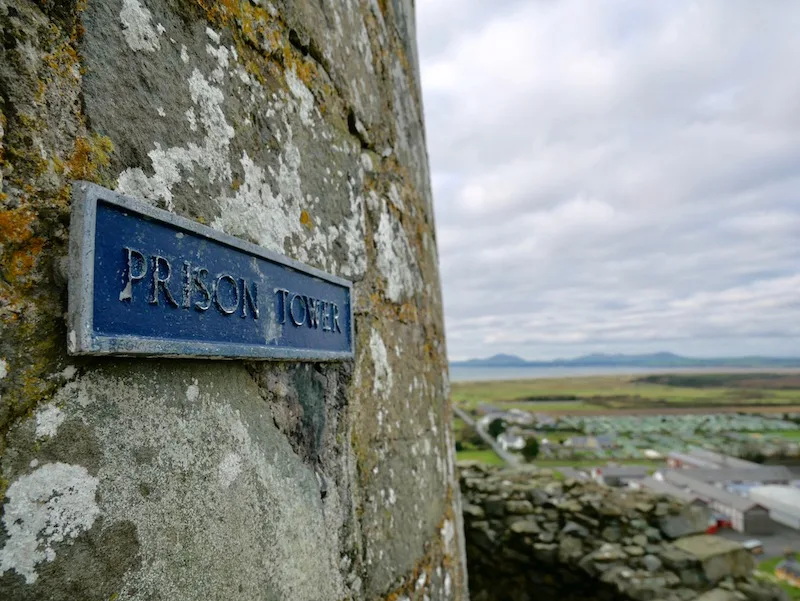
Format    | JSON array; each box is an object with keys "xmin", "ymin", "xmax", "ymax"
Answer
[
  {"xmin": 459, "ymin": 463, "xmax": 787, "ymax": 601},
  {"xmin": 0, "ymin": 1, "xmax": 465, "ymax": 599},
  {"xmin": 660, "ymin": 505, "xmax": 712, "ymax": 540}
]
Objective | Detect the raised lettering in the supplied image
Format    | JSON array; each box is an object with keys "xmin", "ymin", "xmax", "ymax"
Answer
[
  {"xmin": 289, "ymin": 294, "xmax": 307, "ymax": 326},
  {"xmin": 332, "ymin": 303, "xmax": 342, "ymax": 333},
  {"xmin": 275, "ymin": 288, "xmax": 290, "ymax": 324},
  {"xmin": 320, "ymin": 301, "xmax": 331, "ymax": 331},
  {"xmin": 150, "ymin": 256, "xmax": 179, "ymax": 307},
  {"xmin": 241, "ymin": 279, "xmax": 259, "ymax": 319},
  {"xmin": 182, "ymin": 261, "xmax": 192, "ymax": 308},
  {"xmin": 214, "ymin": 274, "xmax": 240, "ymax": 315},
  {"xmin": 193, "ymin": 268, "xmax": 212, "ymax": 311},
  {"xmin": 120, "ymin": 247, "xmax": 147, "ymax": 302},
  {"xmin": 305, "ymin": 296, "xmax": 320, "ymax": 328}
]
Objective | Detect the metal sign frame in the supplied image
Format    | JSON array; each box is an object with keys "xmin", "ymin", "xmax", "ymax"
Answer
[{"xmin": 68, "ymin": 181, "xmax": 355, "ymax": 361}]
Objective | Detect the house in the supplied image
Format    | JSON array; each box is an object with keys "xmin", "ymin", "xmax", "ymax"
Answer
[
  {"xmin": 663, "ymin": 470, "xmax": 774, "ymax": 534},
  {"xmin": 505, "ymin": 408, "xmax": 535, "ymax": 426},
  {"xmin": 748, "ymin": 486, "xmax": 800, "ymax": 530},
  {"xmin": 497, "ymin": 431, "xmax": 525, "ymax": 452},
  {"xmin": 533, "ymin": 414, "xmax": 556, "ymax": 428},
  {"xmin": 591, "ymin": 465, "xmax": 649, "ymax": 487}
]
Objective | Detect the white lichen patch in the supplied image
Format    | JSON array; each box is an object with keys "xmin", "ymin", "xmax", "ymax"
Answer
[
  {"xmin": 375, "ymin": 208, "xmax": 420, "ymax": 302},
  {"xmin": 117, "ymin": 68, "xmax": 234, "ymax": 210},
  {"xmin": 186, "ymin": 380, "xmax": 200, "ymax": 402},
  {"xmin": 0, "ymin": 463, "xmax": 100, "ymax": 584},
  {"xmin": 120, "ymin": 0, "xmax": 161, "ymax": 52},
  {"xmin": 206, "ymin": 40, "xmax": 231, "ymax": 83},
  {"xmin": 370, "ymin": 329, "xmax": 393, "ymax": 399},
  {"xmin": 0, "ymin": 358, "xmax": 7, "ymax": 379},
  {"xmin": 35, "ymin": 404, "xmax": 66, "ymax": 439},
  {"xmin": 218, "ymin": 452, "xmax": 242, "ymax": 488},
  {"xmin": 440, "ymin": 518, "xmax": 456, "ymax": 554},
  {"xmin": 36, "ymin": 403, "xmax": 66, "ymax": 438},
  {"xmin": 212, "ymin": 150, "xmax": 303, "ymax": 254},
  {"xmin": 205, "ymin": 26, "xmax": 221, "ymax": 44},
  {"xmin": 286, "ymin": 67, "xmax": 315, "ymax": 127}
]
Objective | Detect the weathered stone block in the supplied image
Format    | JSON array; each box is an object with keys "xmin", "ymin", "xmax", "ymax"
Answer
[
  {"xmin": 673, "ymin": 535, "xmax": 754, "ymax": 583},
  {"xmin": 660, "ymin": 505, "xmax": 711, "ymax": 539}
]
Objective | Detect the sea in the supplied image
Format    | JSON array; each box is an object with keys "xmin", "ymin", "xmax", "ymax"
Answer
[{"xmin": 448, "ymin": 365, "xmax": 800, "ymax": 383}]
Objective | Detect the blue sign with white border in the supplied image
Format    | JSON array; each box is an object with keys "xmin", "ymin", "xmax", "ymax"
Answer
[{"xmin": 68, "ymin": 182, "xmax": 354, "ymax": 361}]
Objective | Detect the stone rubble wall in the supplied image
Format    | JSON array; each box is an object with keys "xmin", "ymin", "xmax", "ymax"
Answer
[
  {"xmin": 459, "ymin": 462, "xmax": 787, "ymax": 601},
  {"xmin": 0, "ymin": 1, "xmax": 465, "ymax": 599}
]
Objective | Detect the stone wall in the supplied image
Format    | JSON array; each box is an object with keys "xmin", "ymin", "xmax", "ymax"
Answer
[
  {"xmin": 460, "ymin": 462, "xmax": 787, "ymax": 601},
  {"xmin": 0, "ymin": 1, "xmax": 466, "ymax": 599}
]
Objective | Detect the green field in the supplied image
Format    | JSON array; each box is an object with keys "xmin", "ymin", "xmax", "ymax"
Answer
[
  {"xmin": 534, "ymin": 459, "xmax": 661, "ymax": 470},
  {"xmin": 456, "ymin": 449, "xmax": 505, "ymax": 465},
  {"xmin": 455, "ymin": 449, "xmax": 662, "ymax": 472},
  {"xmin": 758, "ymin": 557, "xmax": 800, "ymax": 600},
  {"xmin": 451, "ymin": 373, "xmax": 800, "ymax": 414}
]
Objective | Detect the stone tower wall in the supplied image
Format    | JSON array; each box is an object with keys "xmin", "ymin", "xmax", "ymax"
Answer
[{"xmin": 0, "ymin": 1, "xmax": 465, "ymax": 599}]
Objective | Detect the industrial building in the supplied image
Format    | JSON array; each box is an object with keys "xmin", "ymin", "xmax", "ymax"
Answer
[
  {"xmin": 663, "ymin": 470, "xmax": 774, "ymax": 534},
  {"xmin": 666, "ymin": 448, "xmax": 763, "ymax": 470},
  {"xmin": 686, "ymin": 447, "xmax": 762, "ymax": 469},
  {"xmin": 666, "ymin": 450, "xmax": 724, "ymax": 470},
  {"xmin": 672, "ymin": 466, "xmax": 793, "ymax": 485},
  {"xmin": 748, "ymin": 486, "xmax": 800, "ymax": 530}
]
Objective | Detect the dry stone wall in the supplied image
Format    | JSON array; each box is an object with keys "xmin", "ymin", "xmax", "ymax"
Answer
[
  {"xmin": 459, "ymin": 462, "xmax": 787, "ymax": 601},
  {"xmin": 0, "ymin": 1, "xmax": 465, "ymax": 599}
]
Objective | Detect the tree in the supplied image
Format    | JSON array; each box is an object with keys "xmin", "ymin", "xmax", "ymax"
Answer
[
  {"xmin": 521, "ymin": 437, "xmax": 540, "ymax": 462},
  {"xmin": 487, "ymin": 418, "xmax": 506, "ymax": 438}
]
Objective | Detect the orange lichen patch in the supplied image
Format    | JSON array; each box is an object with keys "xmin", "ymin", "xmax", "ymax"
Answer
[
  {"xmin": 63, "ymin": 133, "xmax": 114, "ymax": 182},
  {"xmin": 193, "ymin": 0, "xmax": 325, "ymax": 102},
  {"xmin": 42, "ymin": 40, "xmax": 81, "ymax": 81},
  {"xmin": 7, "ymin": 238, "xmax": 44, "ymax": 282},
  {"xmin": 194, "ymin": 0, "xmax": 277, "ymax": 47},
  {"xmin": 0, "ymin": 208, "xmax": 36, "ymax": 245},
  {"xmin": 300, "ymin": 210, "xmax": 312, "ymax": 228}
]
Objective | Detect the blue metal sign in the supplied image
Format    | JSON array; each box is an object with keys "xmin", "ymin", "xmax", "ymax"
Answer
[{"xmin": 68, "ymin": 182, "xmax": 354, "ymax": 361}]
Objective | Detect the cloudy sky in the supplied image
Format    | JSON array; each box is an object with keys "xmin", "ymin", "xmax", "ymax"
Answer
[{"xmin": 416, "ymin": 0, "xmax": 800, "ymax": 361}]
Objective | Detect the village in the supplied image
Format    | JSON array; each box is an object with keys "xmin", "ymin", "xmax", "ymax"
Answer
[{"xmin": 456, "ymin": 403, "xmax": 800, "ymax": 593}]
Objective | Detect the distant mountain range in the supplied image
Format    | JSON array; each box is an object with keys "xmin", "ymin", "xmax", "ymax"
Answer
[{"xmin": 450, "ymin": 352, "xmax": 800, "ymax": 368}]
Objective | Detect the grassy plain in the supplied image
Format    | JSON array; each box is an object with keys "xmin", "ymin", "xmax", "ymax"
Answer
[
  {"xmin": 758, "ymin": 557, "xmax": 800, "ymax": 600},
  {"xmin": 534, "ymin": 459, "xmax": 661, "ymax": 470},
  {"xmin": 452, "ymin": 373, "xmax": 800, "ymax": 415},
  {"xmin": 456, "ymin": 449, "xmax": 505, "ymax": 465}
]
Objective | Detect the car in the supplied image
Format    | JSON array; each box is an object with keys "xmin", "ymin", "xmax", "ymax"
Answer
[{"xmin": 742, "ymin": 540, "xmax": 764, "ymax": 555}]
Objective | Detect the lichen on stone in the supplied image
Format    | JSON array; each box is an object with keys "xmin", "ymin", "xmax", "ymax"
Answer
[{"xmin": 0, "ymin": 462, "xmax": 100, "ymax": 584}]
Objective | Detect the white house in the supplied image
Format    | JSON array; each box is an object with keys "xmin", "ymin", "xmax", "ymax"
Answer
[{"xmin": 497, "ymin": 432, "xmax": 525, "ymax": 451}]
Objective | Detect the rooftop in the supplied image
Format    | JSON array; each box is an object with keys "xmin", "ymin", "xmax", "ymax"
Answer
[
  {"xmin": 664, "ymin": 471, "xmax": 766, "ymax": 512},
  {"xmin": 675, "ymin": 466, "xmax": 793, "ymax": 484}
]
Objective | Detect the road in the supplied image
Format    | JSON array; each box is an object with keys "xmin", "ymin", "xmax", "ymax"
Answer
[
  {"xmin": 718, "ymin": 527, "xmax": 800, "ymax": 561},
  {"xmin": 453, "ymin": 406, "xmax": 520, "ymax": 466}
]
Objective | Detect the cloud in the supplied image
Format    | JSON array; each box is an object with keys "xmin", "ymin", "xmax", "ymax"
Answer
[{"xmin": 417, "ymin": 0, "xmax": 800, "ymax": 360}]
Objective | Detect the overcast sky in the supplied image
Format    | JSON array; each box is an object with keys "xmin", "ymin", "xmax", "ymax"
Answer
[{"xmin": 416, "ymin": 0, "xmax": 800, "ymax": 361}]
